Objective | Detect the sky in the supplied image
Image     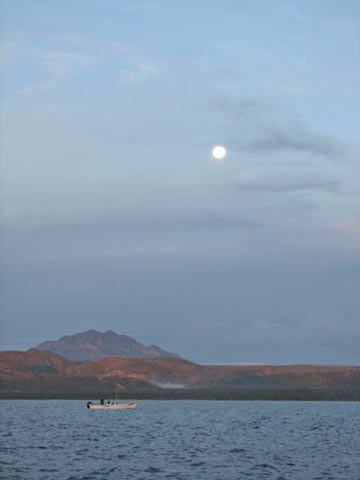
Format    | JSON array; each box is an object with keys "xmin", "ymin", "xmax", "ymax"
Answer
[{"xmin": 1, "ymin": 0, "xmax": 359, "ymax": 364}]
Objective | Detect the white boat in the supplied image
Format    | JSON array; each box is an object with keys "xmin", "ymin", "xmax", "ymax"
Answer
[{"xmin": 87, "ymin": 401, "xmax": 137, "ymax": 410}]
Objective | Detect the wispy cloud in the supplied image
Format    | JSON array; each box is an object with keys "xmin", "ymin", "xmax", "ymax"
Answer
[
  {"xmin": 0, "ymin": 41, "xmax": 16, "ymax": 67},
  {"xmin": 41, "ymin": 51, "xmax": 98, "ymax": 79},
  {"xmin": 272, "ymin": 84, "xmax": 305, "ymax": 96},
  {"xmin": 251, "ymin": 128, "xmax": 344, "ymax": 159},
  {"xmin": 283, "ymin": 3, "xmax": 359, "ymax": 36},
  {"xmin": 119, "ymin": 60, "xmax": 158, "ymax": 84},
  {"xmin": 212, "ymin": 96, "xmax": 345, "ymax": 160},
  {"xmin": 213, "ymin": 97, "xmax": 265, "ymax": 120},
  {"xmin": 19, "ymin": 81, "xmax": 56, "ymax": 96},
  {"xmin": 24, "ymin": 39, "xmax": 158, "ymax": 88},
  {"xmin": 233, "ymin": 179, "xmax": 339, "ymax": 194}
]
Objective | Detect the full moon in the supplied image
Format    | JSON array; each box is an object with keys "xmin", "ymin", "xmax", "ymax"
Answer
[{"xmin": 212, "ymin": 145, "xmax": 227, "ymax": 160}]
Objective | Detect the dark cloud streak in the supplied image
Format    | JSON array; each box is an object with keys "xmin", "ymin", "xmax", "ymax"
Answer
[
  {"xmin": 212, "ymin": 96, "xmax": 345, "ymax": 160},
  {"xmin": 233, "ymin": 179, "xmax": 340, "ymax": 193},
  {"xmin": 251, "ymin": 128, "xmax": 344, "ymax": 159}
]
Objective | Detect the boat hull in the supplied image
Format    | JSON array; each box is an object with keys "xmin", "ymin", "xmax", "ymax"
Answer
[{"xmin": 87, "ymin": 402, "xmax": 137, "ymax": 410}]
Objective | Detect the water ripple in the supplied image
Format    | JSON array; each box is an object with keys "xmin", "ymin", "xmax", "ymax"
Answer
[{"xmin": 0, "ymin": 400, "xmax": 359, "ymax": 480}]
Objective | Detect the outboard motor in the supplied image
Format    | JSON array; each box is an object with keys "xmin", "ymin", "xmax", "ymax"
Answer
[
  {"xmin": 100, "ymin": 398, "xmax": 104, "ymax": 405},
  {"xmin": 87, "ymin": 401, "xmax": 92, "ymax": 409}
]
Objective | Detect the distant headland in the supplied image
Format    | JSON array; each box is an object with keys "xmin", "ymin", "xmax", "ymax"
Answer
[{"xmin": 0, "ymin": 330, "xmax": 359, "ymax": 400}]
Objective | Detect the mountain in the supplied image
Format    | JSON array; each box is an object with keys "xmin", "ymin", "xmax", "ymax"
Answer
[
  {"xmin": 1, "ymin": 349, "xmax": 359, "ymax": 400},
  {"xmin": 37, "ymin": 329, "xmax": 178, "ymax": 362}
]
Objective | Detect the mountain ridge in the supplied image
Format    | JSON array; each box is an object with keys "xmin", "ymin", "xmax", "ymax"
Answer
[{"xmin": 37, "ymin": 329, "xmax": 178, "ymax": 362}]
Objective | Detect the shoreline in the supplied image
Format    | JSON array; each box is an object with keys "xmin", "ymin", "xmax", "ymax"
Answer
[{"xmin": 1, "ymin": 388, "xmax": 359, "ymax": 402}]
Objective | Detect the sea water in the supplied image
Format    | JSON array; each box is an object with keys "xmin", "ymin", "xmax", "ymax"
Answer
[{"xmin": 0, "ymin": 400, "xmax": 359, "ymax": 480}]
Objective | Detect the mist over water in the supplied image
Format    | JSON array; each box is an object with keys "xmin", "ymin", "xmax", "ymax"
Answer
[{"xmin": 1, "ymin": 400, "xmax": 359, "ymax": 480}]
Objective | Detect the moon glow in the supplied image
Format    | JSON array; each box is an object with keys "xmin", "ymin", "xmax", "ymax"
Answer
[{"xmin": 212, "ymin": 145, "xmax": 227, "ymax": 160}]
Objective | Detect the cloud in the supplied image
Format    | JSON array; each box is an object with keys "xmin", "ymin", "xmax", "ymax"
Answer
[
  {"xmin": 119, "ymin": 60, "xmax": 158, "ymax": 85},
  {"xmin": 37, "ymin": 38, "xmax": 160, "ymax": 85},
  {"xmin": 272, "ymin": 84, "xmax": 305, "ymax": 96},
  {"xmin": 41, "ymin": 51, "xmax": 98, "ymax": 79},
  {"xmin": 19, "ymin": 81, "xmax": 56, "ymax": 96},
  {"xmin": 0, "ymin": 42, "xmax": 16, "ymax": 67},
  {"xmin": 54, "ymin": 37, "xmax": 159, "ymax": 85},
  {"xmin": 326, "ymin": 219, "xmax": 360, "ymax": 251},
  {"xmin": 213, "ymin": 97, "xmax": 264, "ymax": 119},
  {"xmin": 212, "ymin": 96, "xmax": 345, "ymax": 160},
  {"xmin": 233, "ymin": 179, "xmax": 339, "ymax": 193},
  {"xmin": 251, "ymin": 128, "xmax": 344, "ymax": 159}
]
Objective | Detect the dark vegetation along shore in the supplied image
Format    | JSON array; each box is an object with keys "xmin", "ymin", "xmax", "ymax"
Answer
[
  {"xmin": 3, "ymin": 388, "xmax": 359, "ymax": 402},
  {"xmin": 0, "ymin": 348, "xmax": 359, "ymax": 401}
]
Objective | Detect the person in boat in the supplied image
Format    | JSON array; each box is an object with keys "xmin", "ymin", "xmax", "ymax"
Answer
[{"xmin": 100, "ymin": 398, "xmax": 104, "ymax": 405}]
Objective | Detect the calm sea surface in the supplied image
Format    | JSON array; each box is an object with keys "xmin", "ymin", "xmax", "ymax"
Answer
[{"xmin": 1, "ymin": 400, "xmax": 359, "ymax": 480}]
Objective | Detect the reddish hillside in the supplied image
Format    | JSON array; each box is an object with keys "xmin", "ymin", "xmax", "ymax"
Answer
[
  {"xmin": 203, "ymin": 364, "xmax": 360, "ymax": 389},
  {"xmin": 1, "ymin": 349, "xmax": 359, "ymax": 398},
  {"xmin": 0, "ymin": 349, "xmax": 73, "ymax": 378},
  {"xmin": 66, "ymin": 356, "xmax": 206, "ymax": 387}
]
